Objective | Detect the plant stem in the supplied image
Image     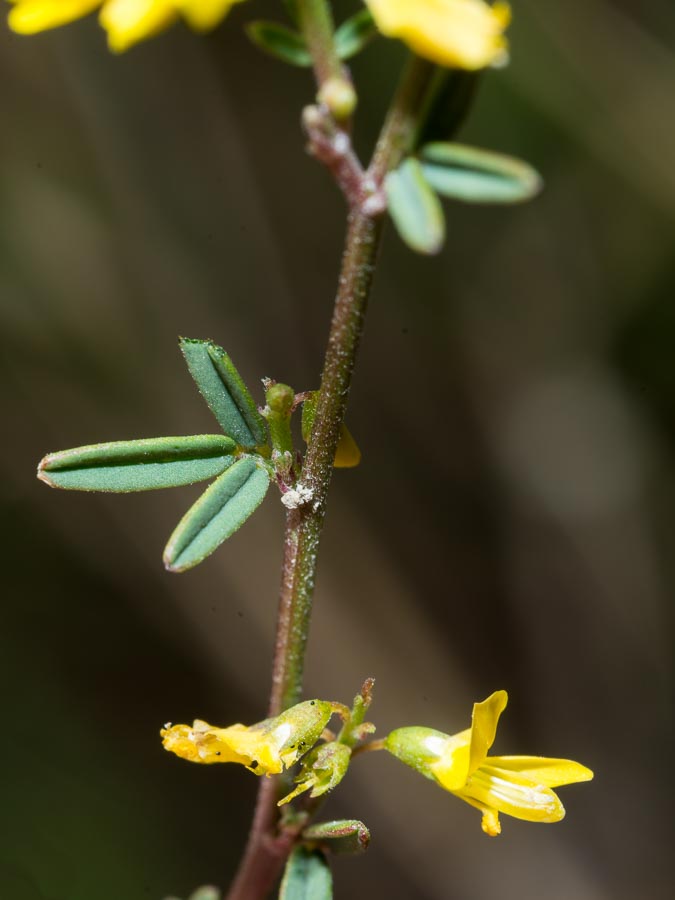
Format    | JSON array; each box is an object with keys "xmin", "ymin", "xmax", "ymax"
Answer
[
  {"xmin": 225, "ymin": 46, "xmax": 440, "ymax": 900},
  {"xmin": 296, "ymin": 0, "xmax": 343, "ymax": 87}
]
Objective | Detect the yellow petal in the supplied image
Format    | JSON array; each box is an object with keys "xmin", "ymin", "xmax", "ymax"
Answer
[
  {"xmin": 8, "ymin": 0, "xmax": 101, "ymax": 34},
  {"xmin": 99, "ymin": 0, "xmax": 176, "ymax": 52},
  {"xmin": 334, "ymin": 424, "xmax": 361, "ymax": 468},
  {"xmin": 461, "ymin": 764, "xmax": 565, "ymax": 823},
  {"xmin": 160, "ymin": 721, "xmax": 283, "ymax": 772},
  {"xmin": 174, "ymin": 0, "xmax": 245, "ymax": 32},
  {"xmin": 426, "ymin": 691, "xmax": 508, "ymax": 790},
  {"xmin": 365, "ymin": 0, "xmax": 511, "ymax": 71},
  {"xmin": 427, "ymin": 729, "xmax": 471, "ymax": 790},
  {"xmin": 468, "ymin": 690, "xmax": 508, "ymax": 774},
  {"xmin": 486, "ymin": 756, "xmax": 594, "ymax": 788},
  {"xmin": 480, "ymin": 807, "xmax": 501, "ymax": 836}
]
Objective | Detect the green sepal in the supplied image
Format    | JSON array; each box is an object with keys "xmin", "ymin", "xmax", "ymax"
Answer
[
  {"xmin": 180, "ymin": 339, "xmax": 268, "ymax": 448},
  {"xmin": 383, "ymin": 726, "xmax": 444, "ymax": 782},
  {"xmin": 420, "ymin": 142, "xmax": 542, "ymax": 204},
  {"xmin": 163, "ymin": 458, "xmax": 270, "ymax": 572},
  {"xmin": 279, "ymin": 742, "xmax": 351, "ymax": 806},
  {"xmin": 302, "ymin": 820, "xmax": 370, "ymax": 855},
  {"xmin": 279, "ymin": 847, "xmax": 332, "ymax": 900},
  {"xmin": 246, "ymin": 21, "xmax": 312, "ymax": 67},
  {"xmin": 334, "ymin": 9, "xmax": 378, "ymax": 61},
  {"xmin": 37, "ymin": 435, "xmax": 236, "ymax": 493},
  {"xmin": 385, "ymin": 158, "xmax": 445, "ymax": 255}
]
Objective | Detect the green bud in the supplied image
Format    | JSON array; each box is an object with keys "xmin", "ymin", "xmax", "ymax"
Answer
[
  {"xmin": 263, "ymin": 382, "xmax": 295, "ymax": 457},
  {"xmin": 317, "ymin": 77, "xmax": 357, "ymax": 121},
  {"xmin": 266, "ymin": 382, "xmax": 295, "ymax": 415},
  {"xmin": 302, "ymin": 819, "xmax": 370, "ymax": 855}
]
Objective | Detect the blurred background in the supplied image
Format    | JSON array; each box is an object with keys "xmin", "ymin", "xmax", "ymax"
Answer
[{"xmin": 1, "ymin": 1, "xmax": 673, "ymax": 898}]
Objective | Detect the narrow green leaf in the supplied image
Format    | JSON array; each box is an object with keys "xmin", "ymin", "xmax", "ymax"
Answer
[
  {"xmin": 283, "ymin": 0, "xmax": 299, "ymax": 25},
  {"xmin": 334, "ymin": 9, "xmax": 378, "ymax": 61},
  {"xmin": 279, "ymin": 847, "xmax": 332, "ymax": 900},
  {"xmin": 37, "ymin": 435, "xmax": 236, "ymax": 493},
  {"xmin": 302, "ymin": 820, "xmax": 370, "ymax": 855},
  {"xmin": 180, "ymin": 339, "xmax": 268, "ymax": 448},
  {"xmin": 420, "ymin": 142, "xmax": 542, "ymax": 204},
  {"xmin": 385, "ymin": 158, "xmax": 446, "ymax": 255},
  {"xmin": 163, "ymin": 458, "xmax": 270, "ymax": 572},
  {"xmin": 246, "ymin": 21, "xmax": 312, "ymax": 66}
]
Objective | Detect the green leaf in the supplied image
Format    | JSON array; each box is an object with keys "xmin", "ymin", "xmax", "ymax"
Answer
[
  {"xmin": 302, "ymin": 820, "xmax": 370, "ymax": 855},
  {"xmin": 385, "ymin": 158, "xmax": 446, "ymax": 255},
  {"xmin": 418, "ymin": 70, "xmax": 478, "ymax": 147},
  {"xmin": 334, "ymin": 10, "xmax": 378, "ymax": 61},
  {"xmin": 420, "ymin": 142, "xmax": 543, "ymax": 204},
  {"xmin": 283, "ymin": 0, "xmax": 299, "ymax": 25},
  {"xmin": 180, "ymin": 339, "xmax": 268, "ymax": 448},
  {"xmin": 246, "ymin": 21, "xmax": 312, "ymax": 66},
  {"xmin": 279, "ymin": 847, "xmax": 332, "ymax": 900},
  {"xmin": 37, "ymin": 435, "xmax": 236, "ymax": 493},
  {"xmin": 163, "ymin": 457, "xmax": 270, "ymax": 572}
]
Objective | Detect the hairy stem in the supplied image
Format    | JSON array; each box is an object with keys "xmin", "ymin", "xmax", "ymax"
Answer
[
  {"xmin": 225, "ymin": 47, "xmax": 440, "ymax": 900},
  {"xmin": 296, "ymin": 0, "xmax": 343, "ymax": 87}
]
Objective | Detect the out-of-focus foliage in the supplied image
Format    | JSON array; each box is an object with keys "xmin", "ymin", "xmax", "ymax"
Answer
[{"xmin": 0, "ymin": 1, "xmax": 673, "ymax": 898}]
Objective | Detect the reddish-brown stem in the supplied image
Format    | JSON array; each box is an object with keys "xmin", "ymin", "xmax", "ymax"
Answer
[{"xmin": 224, "ymin": 39, "xmax": 441, "ymax": 900}]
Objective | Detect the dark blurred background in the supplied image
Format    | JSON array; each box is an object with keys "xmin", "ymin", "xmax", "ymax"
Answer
[{"xmin": 1, "ymin": 1, "xmax": 673, "ymax": 898}]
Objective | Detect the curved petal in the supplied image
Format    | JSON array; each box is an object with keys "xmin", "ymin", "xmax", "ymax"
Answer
[
  {"xmin": 365, "ymin": 0, "xmax": 511, "ymax": 71},
  {"xmin": 468, "ymin": 690, "xmax": 508, "ymax": 774},
  {"xmin": 100, "ymin": 0, "xmax": 176, "ymax": 52},
  {"xmin": 160, "ymin": 722, "xmax": 257, "ymax": 766},
  {"xmin": 175, "ymin": 0, "xmax": 245, "ymax": 32},
  {"xmin": 461, "ymin": 764, "xmax": 565, "ymax": 823},
  {"xmin": 9, "ymin": 0, "xmax": 100, "ymax": 34},
  {"xmin": 487, "ymin": 756, "xmax": 594, "ymax": 788}
]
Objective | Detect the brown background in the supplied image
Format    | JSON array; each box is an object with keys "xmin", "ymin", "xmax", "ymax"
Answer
[{"xmin": 0, "ymin": 1, "xmax": 673, "ymax": 898}]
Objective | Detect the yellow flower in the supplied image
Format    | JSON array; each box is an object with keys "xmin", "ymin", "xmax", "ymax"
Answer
[
  {"xmin": 161, "ymin": 699, "xmax": 333, "ymax": 777},
  {"xmin": 384, "ymin": 690, "xmax": 593, "ymax": 835},
  {"xmin": 365, "ymin": 0, "xmax": 511, "ymax": 70},
  {"xmin": 7, "ymin": 0, "xmax": 246, "ymax": 52}
]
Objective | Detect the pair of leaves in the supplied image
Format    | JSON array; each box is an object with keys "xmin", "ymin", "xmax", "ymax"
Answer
[
  {"xmin": 279, "ymin": 820, "xmax": 369, "ymax": 899},
  {"xmin": 247, "ymin": 9, "xmax": 377, "ymax": 68},
  {"xmin": 38, "ymin": 339, "xmax": 271, "ymax": 573},
  {"xmin": 386, "ymin": 142, "xmax": 543, "ymax": 255}
]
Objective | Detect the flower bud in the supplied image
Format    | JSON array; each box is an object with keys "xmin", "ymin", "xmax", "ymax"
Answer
[{"xmin": 317, "ymin": 77, "xmax": 358, "ymax": 121}]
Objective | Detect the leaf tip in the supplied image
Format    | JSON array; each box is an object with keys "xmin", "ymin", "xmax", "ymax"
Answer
[{"xmin": 37, "ymin": 455, "xmax": 57, "ymax": 487}]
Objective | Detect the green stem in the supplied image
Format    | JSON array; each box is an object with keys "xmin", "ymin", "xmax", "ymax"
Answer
[
  {"xmin": 296, "ymin": 0, "xmax": 343, "ymax": 87},
  {"xmin": 370, "ymin": 54, "xmax": 438, "ymax": 181},
  {"xmin": 272, "ymin": 208, "xmax": 383, "ymax": 715},
  {"xmin": 225, "ymin": 51, "xmax": 440, "ymax": 900}
]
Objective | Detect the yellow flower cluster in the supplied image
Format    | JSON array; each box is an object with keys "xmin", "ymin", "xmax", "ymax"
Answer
[
  {"xmin": 385, "ymin": 690, "xmax": 593, "ymax": 835},
  {"xmin": 7, "ymin": 0, "xmax": 245, "ymax": 51},
  {"xmin": 365, "ymin": 0, "xmax": 511, "ymax": 70}
]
